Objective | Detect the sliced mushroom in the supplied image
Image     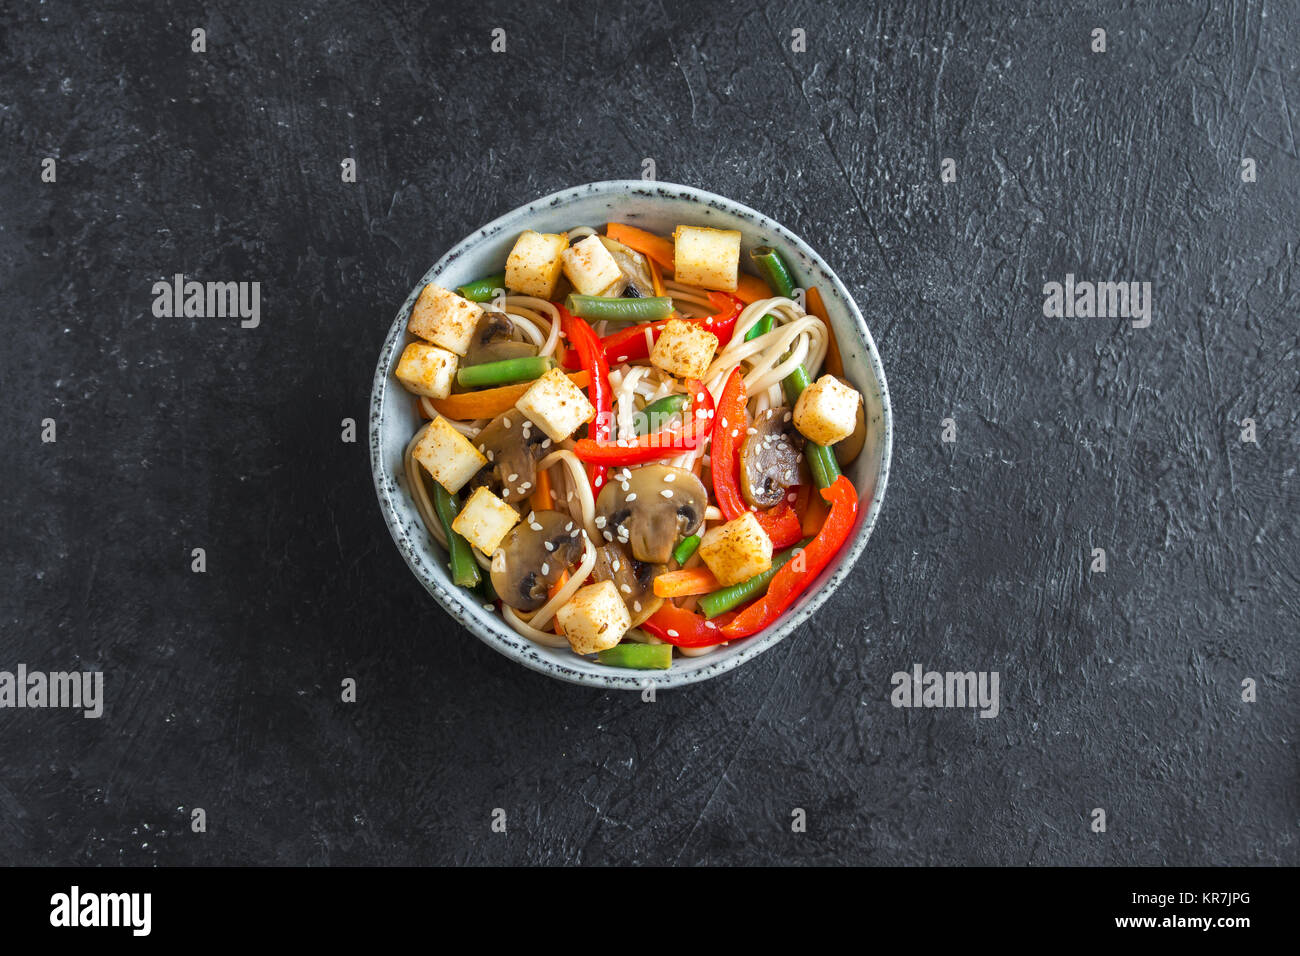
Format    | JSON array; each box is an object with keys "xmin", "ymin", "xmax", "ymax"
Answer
[
  {"xmin": 465, "ymin": 310, "xmax": 539, "ymax": 365},
  {"xmin": 740, "ymin": 408, "xmax": 804, "ymax": 508},
  {"xmin": 490, "ymin": 510, "xmax": 585, "ymax": 612},
  {"xmin": 591, "ymin": 542, "xmax": 664, "ymax": 628},
  {"xmin": 597, "ymin": 237, "xmax": 656, "ymax": 298},
  {"xmin": 831, "ymin": 376, "xmax": 867, "ymax": 467},
  {"xmin": 595, "ymin": 464, "xmax": 707, "ymax": 564},
  {"xmin": 471, "ymin": 411, "xmax": 548, "ymax": 505}
]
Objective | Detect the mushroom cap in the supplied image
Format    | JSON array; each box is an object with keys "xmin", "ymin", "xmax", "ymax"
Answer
[
  {"xmin": 595, "ymin": 464, "xmax": 707, "ymax": 564},
  {"xmin": 465, "ymin": 310, "xmax": 539, "ymax": 365},
  {"xmin": 471, "ymin": 411, "xmax": 547, "ymax": 504},
  {"xmin": 490, "ymin": 509, "xmax": 586, "ymax": 612},
  {"xmin": 740, "ymin": 408, "xmax": 804, "ymax": 508},
  {"xmin": 591, "ymin": 542, "xmax": 663, "ymax": 627}
]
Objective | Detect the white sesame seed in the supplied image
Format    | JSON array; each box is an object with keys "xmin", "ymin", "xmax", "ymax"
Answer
[
  {"xmin": 747, "ymin": 427, "xmax": 758, "ymax": 435},
  {"xmin": 486, "ymin": 450, "xmax": 495, "ymax": 461},
  {"xmin": 661, "ymin": 489, "xmax": 673, "ymax": 498},
  {"xmin": 530, "ymin": 522, "xmax": 543, "ymax": 532},
  {"xmin": 544, "ymin": 541, "xmax": 555, "ymax": 551},
  {"xmin": 783, "ymin": 412, "xmax": 792, "ymax": 422},
  {"xmin": 633, "ymin": 600, "xmax": 642, "ymax": 612},
  {"xmin": 611, "ymin": 559, "xmax": 620, "ymax": 572},
  {"xmin": 604, "ymin": 530, "xmax": 614, "ymax": 541},
  {"xmin": 720, "ymin": 417, "xmax": 728, "ymax": 428},
  {"xmin": 616, "ymin": 355, "xmax": 628, "ymax": 362},
  {"xmin": 705, "ymin": 621, "xmax": 718, "ymax": 629},
  {"xmin": 667, "ymin": 629, "xmax": 679, "ymax": 638},
  {"xmin": 595, "ymin": 516, "xmax": 606, "ymax": 528},
  {"xmin": 518, "ymin": 482, "xmax": 531, "ymax": 492},
  {"xmin": 541, "ymin": 563, "xmax": 550, "ymax": 575},
  {"xmin": 664, "ymin": 472, "xmax": 676, "ymax": 482},
  {"xmin": 542, "ymin": 438, "xmax": 552, "ymax": 448},
  {"xmin": 565, "ymin": 521, "xmax": 574, "ymax": 531},
  {"xmin": 507, "ymin": 473, "xmax": 519, "ymax": 482},
  {"xmin": 483, "ymin": 603, "xmax": 495, "ymax": 611},
  {"xmin": 621, "ymin": 584, "xmax": 632, "ymax": 594},
  {"xmin": 731, "ymin": 429, "xmax": 740, "ymax": 438},
  {"xmin": 626, "ymin": 493, "xmax": 637, "ymax": 502},
  {"xmin": 502, "ymin": 417, "xmax": 511, "ymax": 428}
]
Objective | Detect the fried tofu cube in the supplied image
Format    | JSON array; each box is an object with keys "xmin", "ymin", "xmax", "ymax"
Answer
[
  {"xmin": 561, "ymin": 234, "xmax": 622, "ymax": 296},
  {"xmin": 506, "ymin": 230, "xmax": 568, "ymax": 298},
  {"xmin": 413, "ymin": 417, "xmax": 488, "ymax": 494},
  {"xmin": 698, "ymin": 512, "xmax": 773, "ymax": 587},
  {"xmin": 649, "ymin": 318, "xmax": 718, "ymax": 380},
  {"xmin": 673, "ymin": 225, "xmax": 742, "ymax": 292},
  {"xmin": 408, "ymin": 284, "xmax": 483, "ymax": 356},
  {"xmin": 793, "ymin": 375, "xmax": 862, "ymax": 446},
  {"xmin": 514, "ymin": 367, "xmax": 595, "ymax": 441},
  {"xmin": 557, "ymin": 580, "xmax": 632, "ymax": 655},
  {"xmin": 451, "ymin": 486, "xmax": 520, "ymax": 556},
  {"xmin": 395, "ymin": 342, "xmax": 458, "ymax": 399}
]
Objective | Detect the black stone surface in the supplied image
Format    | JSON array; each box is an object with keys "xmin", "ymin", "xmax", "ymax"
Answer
[{"xmin": 1, "ymin": 0, "xmax": 1296, "ymax": 866}]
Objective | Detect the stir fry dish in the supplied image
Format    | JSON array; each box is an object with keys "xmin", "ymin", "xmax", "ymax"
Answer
[{"xmin": 397, "ymin": 221, "xmax": 868, "ymax": 670}]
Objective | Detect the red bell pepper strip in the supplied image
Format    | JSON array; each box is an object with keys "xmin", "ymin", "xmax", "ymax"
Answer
[
  {"xmin": 723, "ymin": 475, "xmax": 858, "ymax": 639},
  {"xmin": 640, "ymin": 475, "xmax": 858, "ymax": 647},
  {"xmin": 571, "ymin": 379, "xmax": 714, "ymax": 467},
  {"xmin": 559, "ymin": 306, "xmax": 612, "ymax": 494},
  {"xmin": 711, "ymin": 367, "xmax": 748, "ymax": 519},
  {"xmin": 563, "ymin": 292, "xmax": 743, "ymax": 369},
  {"xmin": 709, "ymin": 367, "xmax": 806, "ymax": 549}
]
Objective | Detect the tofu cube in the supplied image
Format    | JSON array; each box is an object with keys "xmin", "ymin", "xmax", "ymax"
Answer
[
  {"xmin": 408, "ymin": 284, "xmax": 483, "ymax": 356},
  {"xmin": 649, "ymin": 318, "xmax": 718, "ymax": 380},
  {"xmin": 698, "ymin": 512, "xmax": 773, "ymax": 587},
  {"xmin": 506, "ymin": 230, "xmax": 568, "ymax": 299},
  {"xmin": 556, "ymin": 580, "xmax": 632, "ymax": 655},
  {"xmin": 451, "ymin": 486, "xmax": 520, "ymax": 556},
  {"xmin": 793, "ymin": 375, "xmax": 862, "ymax": 446},
  {"xmin": 514, "ymin": 367, "xmax": 595, "ymax": 441},
  {"xmin": 561, "ymin": 234, "xmax": 622, "ymax": 296},
  {"xmin": 413, "ymin": 416, "xmax": 488, "ymax": 493},
  {"xmin": 673, "ymin": 225, "xmax": 742, "ymax": 292},
  {"xmin": 395, "ymin": 342, "xmax": 458, "ymax": 399}
]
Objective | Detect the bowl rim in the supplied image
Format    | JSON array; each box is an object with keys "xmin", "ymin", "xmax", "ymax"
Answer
[{"xmin": 370, "ymin": 179, "xmax": 892, "ymax": 689}]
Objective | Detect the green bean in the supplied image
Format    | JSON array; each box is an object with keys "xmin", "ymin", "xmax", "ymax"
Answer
[
  {"xmin": 456, "ymin": 356, "xmax": 554, "ymax": 389},
  {"xmin": 597, "ymin": 643, "xmax": 673, "ymax": 670},
  {"xmin": 633, "ymin": 394, "xmax": 687, "ymax": 436},
  {"xmin": 672, "ymin": 534, "xmax": 701, "ymax": 566},
  {"xmin": 432, "ymin": 485, "xmax": 481, "ymax": 589},
  {"xmin": 744, "ymin": 314, "xmax": 775, "ymax": 341},
  {"xmin": 781, "ymin": 365, "xmax": 843, "ymax": 489},
  {"xmin": 457, "ymin": 273, "xmax": 506, "ymax": 302},
  {"xmin": 698, "ymin": 540, "xmax": 810, "ymax": 619},
  {"xmin": 565, "ymin": 294, "xmax": 674, "ymax": 322},
  {"xmin": 750, "ymin": 246, "xmax": 797, "ymax": 299}
]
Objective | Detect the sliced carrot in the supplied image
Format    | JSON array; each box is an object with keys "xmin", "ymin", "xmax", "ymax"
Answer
[
  {"xmin": 805, "ymin": 286, "xmax": 843, "ymax": 378},
  {"xmin": 427, "ymin": 370, "xmax": 590, "ymax": 420},
  {"xmin": 735, "ymin": 272, "xmax": 775, "ymax": 305},
  {"xmin": 653, "ymin": 567, "xmax": 721, "ymax": 599},
  {"xmin": 802, "ymin": 490, "xmax": 829, "ymax": 538},
  {"xmin": 606, "ymin": 222, "xmax": 675, "ymax": 273},
  {"xmin": 648, "ymin": 257, "xmax": 666, "ymax": 298},
  {"xmin": 549, "ymin": 571, "xmax": 570, "ymax": 636},
  {"xmin": 529, "ymin": 466, "xmax": 553, "ymax": 513}
]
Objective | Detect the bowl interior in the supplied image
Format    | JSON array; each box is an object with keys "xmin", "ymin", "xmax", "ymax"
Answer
[{"xmin": 371, "ymin": 181, "xmax": 891, "ymax": 688}]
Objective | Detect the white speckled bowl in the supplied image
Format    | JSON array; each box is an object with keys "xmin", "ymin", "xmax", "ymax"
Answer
[{"xmin": 371, "ymin": 181, "xmax": 891, "ymax": 689}]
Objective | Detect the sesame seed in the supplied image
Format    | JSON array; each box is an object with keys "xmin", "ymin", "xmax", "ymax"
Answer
[
  {"xmin": 621, "ymin": 584, "xmax": 632, "ymax": 594},
  {"xmin": 721, "ymin": 417, "xmax": 728, "ymax": 428},
  {"xmin": 731, "ymin": 429, "xmax": 740, "ymax": 438},
  {"xmin": 625, "ymin": 493, "xmax": 637, "ymax": 502},
  {"xmin": 542, "ymin": 438, "xmax": 552, "ymax": 448},
  {"xmin": 486, "ymin": 450, "xmax": 495, "ymax": 461},
  {"xmin": 595, "ymin": 516, "xmax": 606, "ymax": 528},
  {"xmin": 667, "ymin": 629, "xmax": 679, "ymax": 638},
  {"xmin": 483, "ymin": 603, "xmax": 495, "ymax": 611},
  {"xmin": 633, "ymin": 600, "xmax": 642, "ymax": 612},
  {"xmin": 705, "ymin": 621, "xmax": 718, "ymax": 629},
  {"xmin": 502, "ymin": 417, "xmax": 511, "ymax": 428},
  {"xmin": 611, "ymin": 559, "xmax": 620, "ymax": 572},
  {"xmin": 565, "ymin": 521, "xmax": 574, "ymax": 531},
  {"xmin": 616, "ymin": 355, "xmax": 628, "ymax": 362},
  {"xmin": 518, "ymin": 482, "xmax": 531, "ymax": 492},
  {"xmin": 747, "ymin": 427, "xmax": 758, "ymax": 435},
  {"xmin": 664, "ymin": 472, "xmax": 676, "ymax": 482},
  {"xmin": 661, "ymin": 489, "xmax": 673, "ymax": 498},
  {"xmin": 603, "ymin": 531, "xmax": 614, "ymax": 541},
  {"xmin": 507, "ymin": 473, "xmax": 519, "ymax": 482},
  {"xmin": 530, "ymin": 522, "xmax": 543, "ymax": 532},
  {"xmin": 544, "ymin": 541, "xmax": 555, "ymax": 551},
  {"xmin": 783, "ymin": 412, "xmax": 792, "ymax": 422},
  {"xmin": 541, "ymin": 563, "xmax": 550, "ymax": 575}
]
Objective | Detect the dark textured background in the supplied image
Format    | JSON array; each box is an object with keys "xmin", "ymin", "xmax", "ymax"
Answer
[{"xmin": 0, "ymin": 0, "xmax": 1296, "ymax": 866}]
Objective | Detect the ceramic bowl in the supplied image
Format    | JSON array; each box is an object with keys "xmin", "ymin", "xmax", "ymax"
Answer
[{"xmin": 370, "ymin": 180, "xmax": 892, "ymax": 689}]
